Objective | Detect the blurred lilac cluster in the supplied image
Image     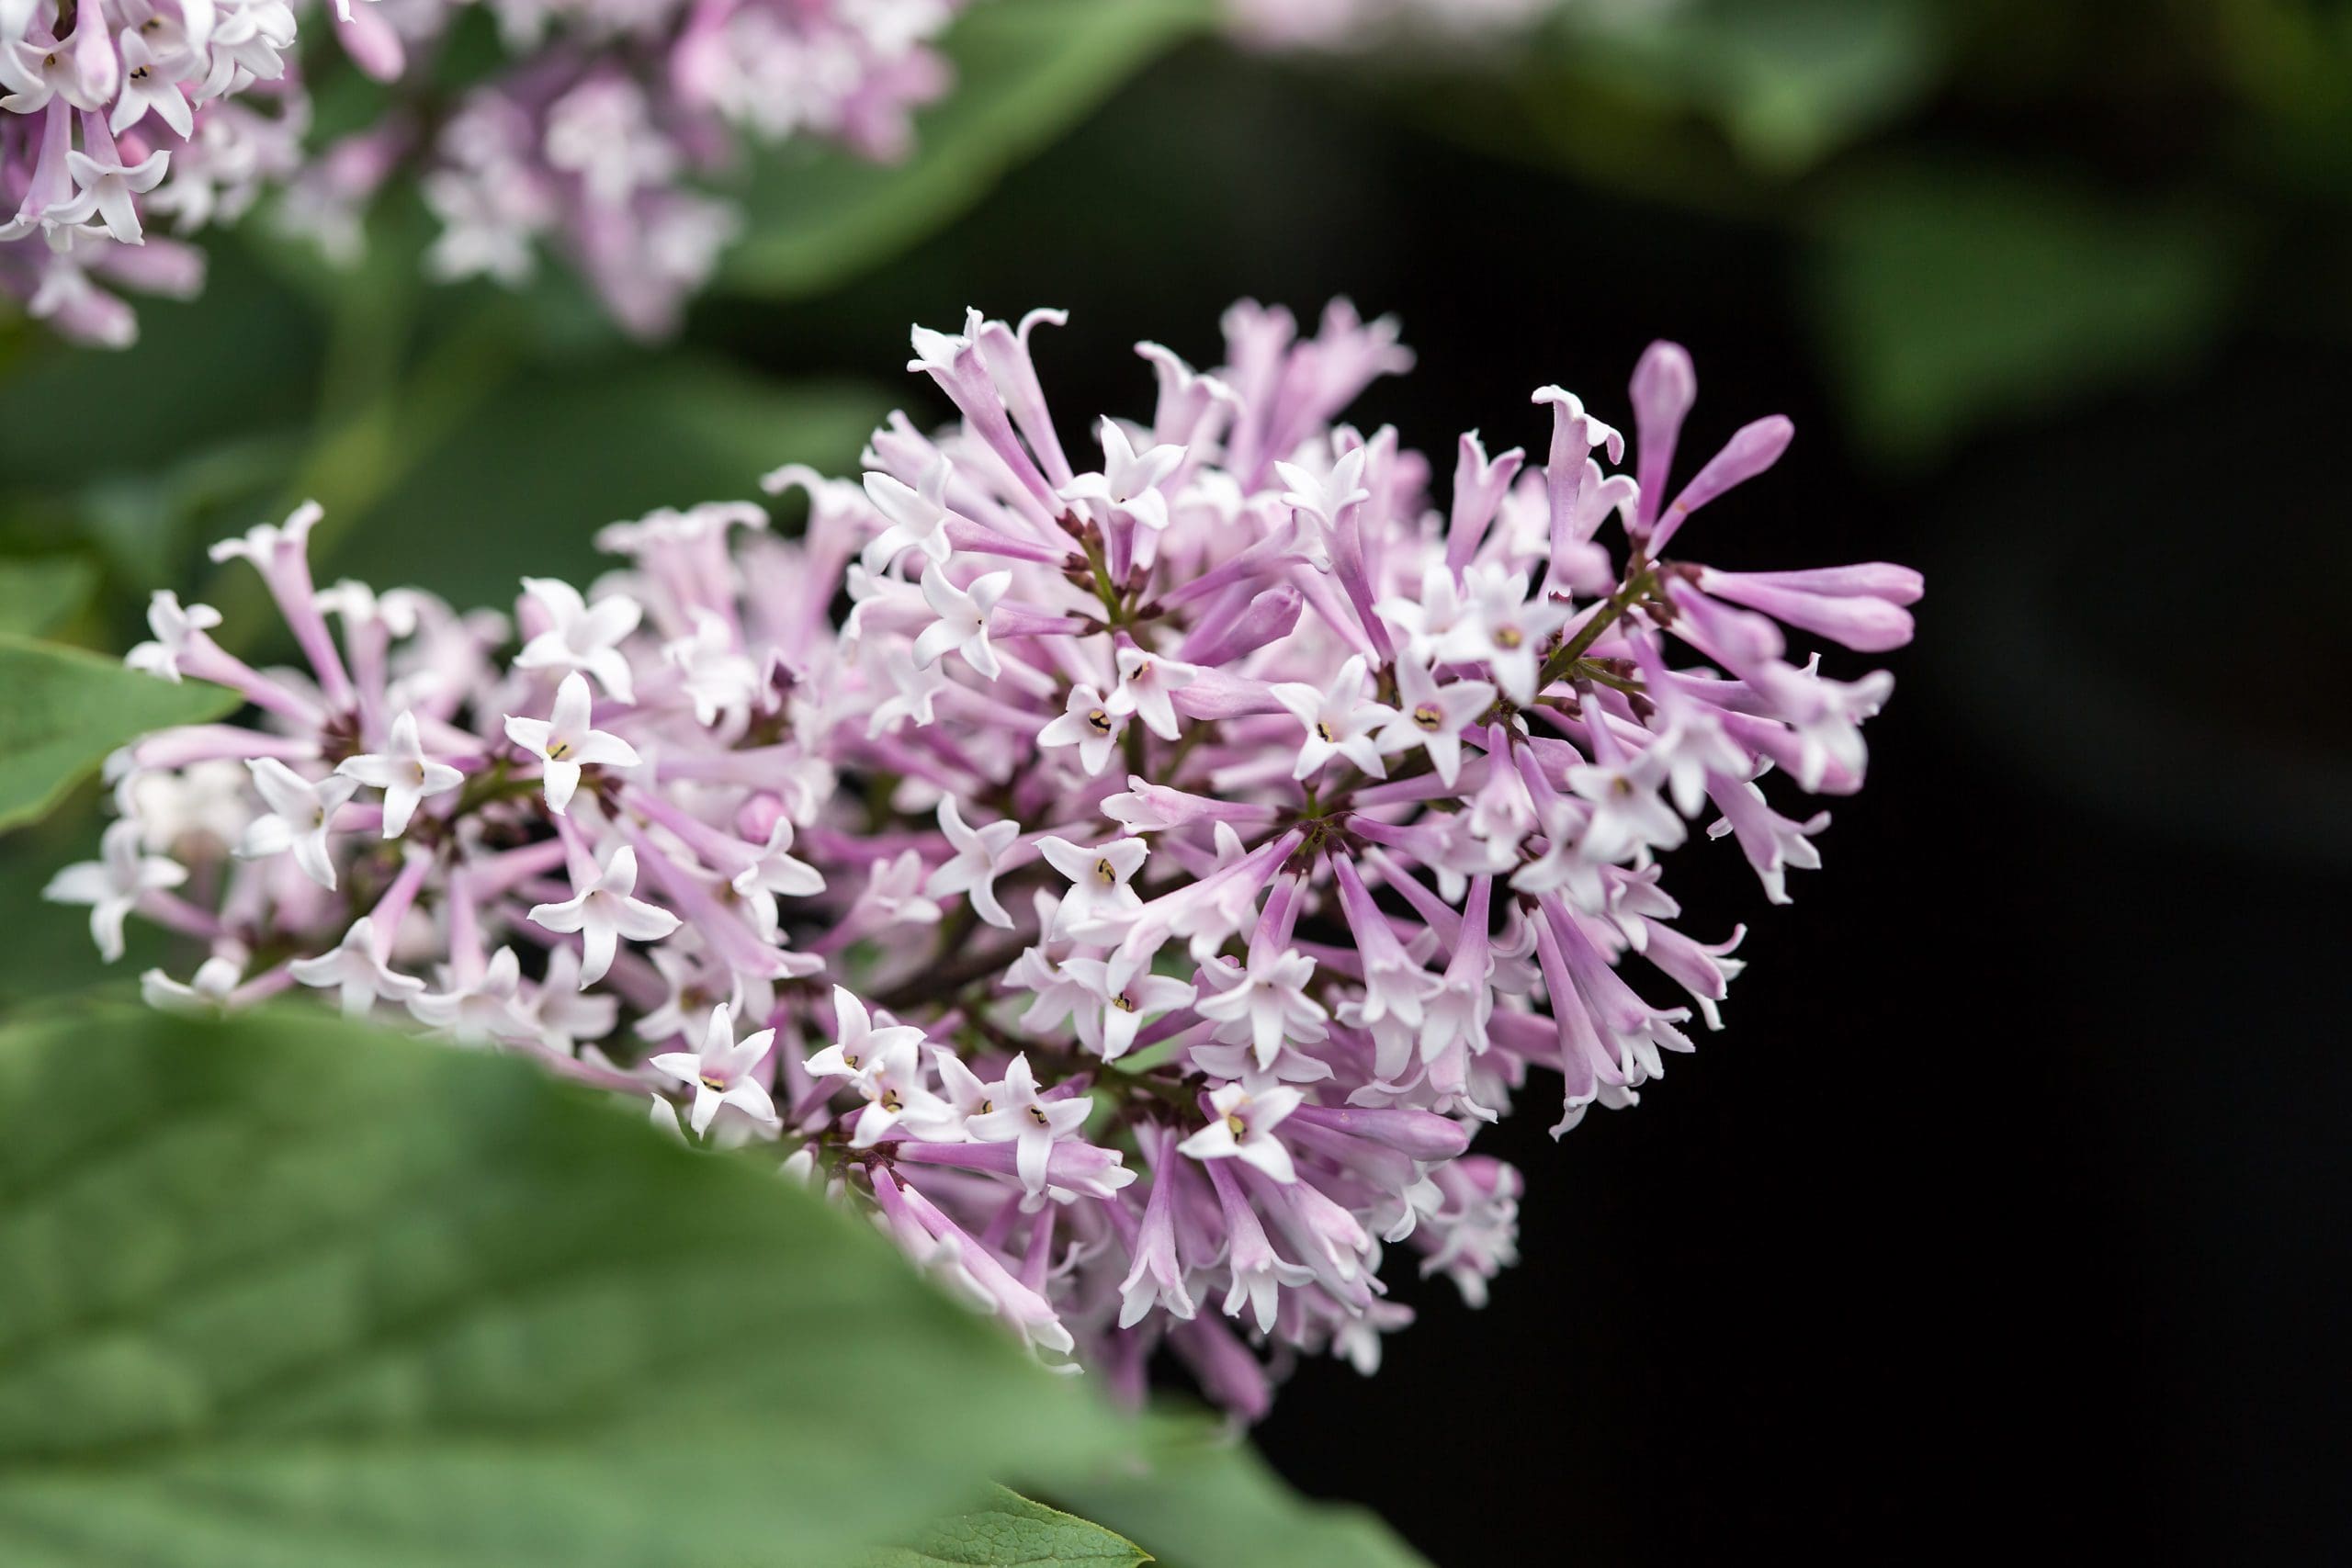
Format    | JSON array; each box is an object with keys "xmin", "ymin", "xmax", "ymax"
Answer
[
  {"xmin": 61, "ymin": 300, "xmax": 1918, "ymax": 1411},
  {"xmin": 1, "ymin": 0, "xmax": 309, "ymax": 342},
  {"xmin": 5, "ymin": 0, "xmax": 965, "ymax": 342}
]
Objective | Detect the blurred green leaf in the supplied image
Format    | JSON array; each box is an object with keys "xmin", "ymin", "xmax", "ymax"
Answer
[
  {"xmin": 0, "ymin": 1006, "xmax": 1127, "ymax": 1567},
  {"xmin": 1055, "ymin": 1419, "xmax": 1430, "ymax": 1568},
  {"xmin": 0, "ymin": 250, "xmax": 322, "ymax": 492},
  {"xmin": 1576, "ymin": 0, "xmax": 1943, "ymax": 173},
  {"xmin": 1807, "ymin": 162, "xmax": 2237, "ymax": 460},
  {"xmin": 0, "ymin": 557, "xmax": 97, "ymax": 636},
  {"xmin": 857, "ymin": 1487, "xmax": 1149, "ymax": 1567},
  {"xmin": 323, "ymin": 356, "xmax": 892, "ymax": 608},
  {"xmin": 723, "ymin": 0, "xmax": 1212, "ymax": 298},
  {"xmin": 0, "ymin": 637, "xmax": 237, "ymax": 834}
]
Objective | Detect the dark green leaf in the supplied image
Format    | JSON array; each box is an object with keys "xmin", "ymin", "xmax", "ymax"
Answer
[
  {"xmin": 0, "ymin": 1007, "xmax": 1127, "ymax": 1567},
  {"xmin": 0, "ymin": 557, "xmax": 97, "ymax": 636},
  {"xmin": 856, "ymin": 1486, "xmax": 1149, "ymax": 1567},
  {"xmin": 1806, "ymin": 161, "xmax": 2238, "ymax": 459},
  {"xmin": 0, "ymin": 637, "xmax": 239, "ymax": 834},
  {"xmin": 1574, "ymin": 0, "xmax": 1943, "ymax": 172},
  {"xmin": 1054, "ymin": 1419, "xmax": 1430, "ymax": 1568},
  {"xmin": 722, "ymin": 0, "xmax": 1212, "ymax": 298}
]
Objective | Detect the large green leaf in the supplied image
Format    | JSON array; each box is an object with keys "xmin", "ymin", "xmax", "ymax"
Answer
[
  {"xmin": 722, "ymin": 0, "xmax": 1212, "ymax": 298},
  {"xmin": 1054, "ymin": 1420, "xmax": 1430, "ymax": 1568},
  {"xmin": 322, "ymin": 357, "xmax": 891, "ymax": 610},
  {"xmin": 0, "ymin": 1007, "xmax": 1125, "ymax": 1567},
  {"xmin": 1568, "ymin": 0, "xmax": 1943, "ymax": 173},
  {"xmin": 859, "ymin": 1487, "xmax": 1149, "ymax": 1567},
  {"xmin": 0, "ymin": 637, "xmax": 239, "ymax": 834},
  {"xmin": 0, "ymin": 558, "xmax": 96, "ymax": 637},
  {"xmin": 1806, "ymin": 161, "xmax": 2239, "ymax": 460}
]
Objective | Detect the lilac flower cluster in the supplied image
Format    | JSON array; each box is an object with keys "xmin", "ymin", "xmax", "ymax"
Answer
[
  {"xmin": 289, "ymin": 0, "xmax": 967, "ymax": 337},
  {"xmin": 5, "ymin": 0, "xmax": 966, "ymax": 343},
  {"xmin": 55, "ymin": 301, "xmax": 1919, "ymax": 1411},
  {"xmin": 1, "ymin": 0, "xmax": 313, "ymax": 343}
]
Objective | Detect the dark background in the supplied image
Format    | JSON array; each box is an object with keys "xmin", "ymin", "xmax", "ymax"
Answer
[
  {"xmin": 700, "ymin": 46, "xmax": 2352, "ymax": 1564},
  {"xmin": 4, "ymin": 11, "xmax": 2347, "ymax": 1562}
]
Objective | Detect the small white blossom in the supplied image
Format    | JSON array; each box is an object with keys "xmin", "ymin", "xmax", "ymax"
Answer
[
  {"xmin": 1103, "ymin": 645, "xmax": 1196, "ymax": 742},
  {"xmin": 1061, "ymin": 417, "xmax": 1184, "ymax": 533},
  {"xmin": 1272, "ymin": 654, "xmax": 1394, "ymax": 782},
  {"xmin": 44, "ymin": 821, "xmax": 186, "ymax": 963},
  {"xmin": 923, "ymin": 797, "xmax": 1020, "ymax": 929},
  {"xmin": 288, "ymin": 917, "xmax": 426, "ymax": 1018},
  {"xmin": 503, "ymin": 672, "xmax": 640, "ymax": 816},
  {"xmin": 237, "ymin": 760, "xmax": 357, "ymax": 890},
  {"xmin": 124, "ymin": 592, "xmax": 220, "ymax": 683},
  {"xmin": 967, "ymin": 1054, "xmax": 1094, "ymax": 1199},
  {"xmin": 336, "ymin": 711, "xmax": 465, "ymax": 839},
  {"xmin": 910, "ymin": 568, "xmax": 1012, "ymax": 681},
  {"xmin": 1037, "ymin": 682, "xmax": 1126, "ymax": 775},
  {"xmin": 1179, "ymin": 1082, "xmax": 1306, "ymax": 1184},
  {"xmin": 513, "ymin": 577, "xmax": 642, "ymax": 701},
  {"xmin": 527, "ymin": 844, "xmax": 681, "ymax": 987},
  {"xmin": 650, "ymin": 1004, "xmax": 780, "ymax": 1136},
  {"xmin": 1035, "ymin": 835, "xmax": 1148, "ymax": 942}
]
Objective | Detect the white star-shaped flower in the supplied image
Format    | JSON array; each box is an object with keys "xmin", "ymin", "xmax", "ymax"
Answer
[
  {"xmin": 1060, "ymin": 417, "xmax": 1184, "ymax": 533},
  {"xmin": 650, "ymin": 1004, "xmax": 780, "ymax": 1136},
  {"xmin": 923, "ymin": 797, "xmax": 1020, "ymax": 929},
  {"xmin": 111, "ymin": 30, "xmax": 194, "ymax": 138},
  {"xmin": 662, "ymin": 608, "xmax": 761, "ymax": 728},
  {"xmin": 1375, "ymin": 562, "xmax": 1469, "ymax": 669},
  {"xmin": 1193, "ymin": 949, "xmax": 1329, "ymax": 1072},
  {"xmin": 910, "ymin": 568, "xmax": 1012, "ymax": 681},
  {"xmin": 407, "ymin": 947, "xmax": 536, "ymax": 1045},
  {"xmin": 1372, "ymin": 657, "xmax": 1494, "ymax": 787},
  {"xmin": 288, "ymin": 917, "xmax": 426, "ymax": 1018},
  {"xmin": 1056, "ymin": 957, "xmax": 1195, "ymax": 1062},
  {"xmin": 807, "ymin": 987, "xmax": 949, "ymax": 1147},
  {"xmin": 862, "ymin": 452, "xmax": 956, "ymax": 571},
  {"xmin": 1272, "ymin": 655, "xmax": 1394, "ymax": 782},
  {"xmin": 513, "ymin": 577, "xmax": 642, "ymax": 701},
  {"xmin": 1035, "ymin": 835, "xmax": 1148, "ymax": 942},
  {"xmin": 124, "ymin": 592, "xmax": 220, "ymax": 683},
  {"xmin": 141, "ymin": 953, "xmax": 247, "ymax": 1014},
  {"xmin": 1103, "ymin": 645, "xmax": 1197, "ymax": 742},
  {"xmin": 44, "ymin": 819, "xmax": 185, "ymax": 963},
  {"xmin": 335, "ymin": 711, "xmax": 464, "ymax": 838},
  {"xmin": 1567, "ymin": 754, "xmax": 1687, "ymax": 864},
  {"xmin": 1274, "ymin": 444, "xmax": 1371, "ymax": 531},
  {"xmin": 1037, "ymin": 682, "xmax": 1126, "ymax": 775},
  {"xmin": 49, "ymin": 148, "xmax": 171, "ymax": 243},
  {"xmin": 967, "ymin": 1054, "xmax": 1095, "ymax": 1199},
  {"xmin": 1178, "ymin": 1082, "xmax": 1306, "ymax": 1184},
  {"xmin": 527, "ymin": 843, "xmax": 681, "ymax": 987},
  {"xmin": 504, "ymin": 671, "xmax": 640, "ymax": 816},
  {"xmin": 1441, "ymin": 565, "xmax": 1569, "ymax": 705},
  {"xmin": 237, "ymin": 759, "xmax": 357, "ymax": 890}
]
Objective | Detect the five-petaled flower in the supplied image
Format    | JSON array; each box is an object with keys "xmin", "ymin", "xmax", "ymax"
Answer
[{"xmin": 650, "ymin": 1005, "xmax": 781, "ymax": 1136}]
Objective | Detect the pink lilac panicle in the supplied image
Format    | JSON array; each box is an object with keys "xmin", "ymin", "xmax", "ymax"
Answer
[
  {"xmin": 292, "ymin": 0, "xmax": 972, "ymax": 337},
  {"xmin": 66, "ymin": 299, "xmax": 1920, "ymax": 1414},
  {"xmin": 7, "ymin": 0, "xmax": 972, "ymax": 343},
  {"xmin": 1, "ymin": 0, "xmax": 305, "ymax": 343}
]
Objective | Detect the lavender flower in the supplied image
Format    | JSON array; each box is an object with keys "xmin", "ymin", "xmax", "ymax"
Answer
[{"xmin": 64, "ymin": 300, "xmax": 1921, "ymax": 1414}]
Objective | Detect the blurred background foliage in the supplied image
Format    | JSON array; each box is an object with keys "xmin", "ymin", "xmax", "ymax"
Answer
[{"xmin": 2, "ymin": 0, "xmax": 2347, "ymax": 1556}]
